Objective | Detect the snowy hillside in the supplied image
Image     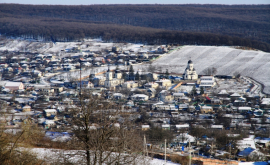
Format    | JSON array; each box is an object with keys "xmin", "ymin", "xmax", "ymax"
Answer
[{"xmin": 147, "ymin": 46, "xmax": 270, "ymax": 94}]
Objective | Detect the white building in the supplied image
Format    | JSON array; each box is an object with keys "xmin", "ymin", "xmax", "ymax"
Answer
[
  {"xmin": 198, "ymin": 76, "xmax": 216, "ymax": 88},
  {"xmin": 131, "ymin": 94, "xmax": 149, "ymax": 101},
  {"xmin": 104, "ymin": 68, "xmax": 124, "ymax": 88},
  {"xmin": 4, "ymin": 82, "xmax": 24, "ymax": 91},
  {"xmin": 183, "ymin": 60, "xmax": 198, "ymax": 80}
]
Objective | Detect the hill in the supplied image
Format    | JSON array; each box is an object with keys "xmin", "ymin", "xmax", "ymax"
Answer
[
  {"xmin": 142, "ymin": 46, "xmax": 270, "ymax": 94},
  {"xmin": 0, "ymin": 4, "xmax": 270, "ymax": 52}
]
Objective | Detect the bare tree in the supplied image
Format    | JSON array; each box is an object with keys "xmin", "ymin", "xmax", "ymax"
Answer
[
  {"xmin": 147, "ymin": 64, "xmax": 156, "ymax": 73},
  {"xmin": 70, "ymin": 92, "xmax": 143, "ymax": 165},
  {"xmin": 233, "ymin": 71, "xmax": 241, "ymax": 79},
  {"xmin": 202, "ymin": 67, "xmax": 217, "ymax": 76}
]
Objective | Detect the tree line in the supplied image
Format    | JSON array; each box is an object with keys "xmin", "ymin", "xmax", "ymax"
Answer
[
  {"xmin": 0, "ymin": 4, "xmax": 269, "ymax": 44},
  {"xmin": 1, "ymin": 16, "xmax": 270, "ymax": 52}
]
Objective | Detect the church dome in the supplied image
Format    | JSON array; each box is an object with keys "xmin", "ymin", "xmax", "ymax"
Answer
[{"xmin": 188, "ymin": 60, "xmax": 193, "ymax": 64}]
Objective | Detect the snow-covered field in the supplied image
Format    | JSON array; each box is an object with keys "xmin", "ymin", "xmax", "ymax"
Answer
[
  {"xmin": 27, "ymin": 147, "xmax": 180, "ymax": 165},
  {"xmin": 145, "ymin": 46, "xmax": 270, "ymax": 94}
]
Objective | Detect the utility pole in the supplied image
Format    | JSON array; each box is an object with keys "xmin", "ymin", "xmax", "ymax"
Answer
[
  {"xmin": 144, "ymin": 135, "xmax": 146, "ymax": 165},
  {"xmin": 189, "ymin": 140, "xmax": 191, "ymax": 165},
  {"xmin": 229, "ymin": 141, "xmax": 231, "ymax": 160},
  {"xmin": 80, "ymin": 59, "xmax": 82, "ymax": 97},
  {"xmin": 164, "ymin": 139, "xmax": 167, "ymax": 164}
]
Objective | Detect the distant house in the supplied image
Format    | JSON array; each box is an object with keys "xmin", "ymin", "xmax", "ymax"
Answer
[
  {"xmin": 200, "ymin": 106, "xmax": 213, "ymax": 113},
  {"xmin": 43, "ymin": 120, "xmax": 55, "ymax": 129},
  {"xmin": 155, "ymin": 79, "xmax": 171, "ymax": 88},
  {"xmin": 162, "ymin": 124, "xmax": 170, "ymax": 130},
  {"xmin": 175, "ymin": 124, "xmax": 189, "ymax": 131},
  {"xmin": 112, "ymin": 93, "xmax": 125, "ymax": 100},
  {"xmin": 22, "ymin": 105, "xmax": 31, "ymax": 112},
  {"xmin": 131, "ymin": 94, "xmax": 149, "ymax": 101},
  {"xmin": 238, "ymin": 107, "xmax": 252, "ymax": 113},
  {"xmin": 237, "ymin": 147, "xmax": 265, "ymax": 161},
  {"xmin": 159, "ymin": 90, "xmax": 173, "ymax": 102},
  {"xmin": 122, "ymin": 81, "xmax": 138, "ymax": 89},
  {"xmin": 198, "ymin": 76, "xmax": 216, "ymax": 88},
  {"xmin": 210, "ymin": 125, "xmax": 223, "ymax": 130},
  {"xmin": 44, "ymin": 109, "xmax": 57, "ymax": 117},
  {"xmin": 144, "ymin": 82, "xmax": 159, "ymax": 89},
  {"xmin": 4, "ymin": 82, "xmax": 24, "ymax": 91},
  {"xmin": 142, "ymin": 125, "xmax": 150, "ymax": 131}
]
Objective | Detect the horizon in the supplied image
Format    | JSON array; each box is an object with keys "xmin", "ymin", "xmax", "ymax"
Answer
[{"xmin": 1, "ymin": 0, "xmax": 269, "ymax": 5}]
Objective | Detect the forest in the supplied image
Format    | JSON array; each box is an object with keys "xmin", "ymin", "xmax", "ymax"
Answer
[{"xmin": 0, "ymin": 4, "xmax": 270, "ymax": 52}]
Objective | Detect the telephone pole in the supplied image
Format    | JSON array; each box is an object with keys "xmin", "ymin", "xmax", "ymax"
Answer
[{"xmin": 164, "ymin": 139, "xmax": 167, "ymax": 164}]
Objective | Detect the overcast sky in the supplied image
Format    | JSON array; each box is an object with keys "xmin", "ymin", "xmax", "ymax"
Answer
[{"xmin": 1, "ymin": 0, "xmax": 269, "ymax": 5}]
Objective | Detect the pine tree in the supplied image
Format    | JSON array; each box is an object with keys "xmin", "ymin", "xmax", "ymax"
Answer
[
  {"xmin": 191, "ymin": 86, "xmax": 197, "ymax": 96},
  {"xmin": 200, "ymin": 86, "xmax": 204, "ymax": 95},
  {"xmin": 135, "ymin": 71, "xmax": 140, "ymax": 80},
  {"xmin": 165, "ymin": 69, "xmax": 169, "ymax": 78},
  {"xmin": 129, "ymin": 65, "xmax": 134, "ymax": 80}
]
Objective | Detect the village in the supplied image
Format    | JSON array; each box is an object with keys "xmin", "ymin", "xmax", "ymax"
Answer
[{"xmin": 0, "ymin": 38, "xmax": 270, "ymax": 164}]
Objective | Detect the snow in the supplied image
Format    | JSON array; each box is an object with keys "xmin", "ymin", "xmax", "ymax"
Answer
[
  {"xmin": 237, "ymin": 137, "xmax": 256, "ymax": 150},
  {"xmin": 238, "ymin": 162, "xmax": 268, "ymax": 165},
  {"xmin": 28, "ymin": 147, "xmax": 181, "ymax": 164},
  {"xmin": 1, "ymin": 38, "xmax": 269, "ymax": 94},
  {"xmin": 141, "ymin": 46, "xmax": 270, "ymax": 94},
  {"xmin": 148, "ymin": 158, "xmax": 180, "ymax": 165}
]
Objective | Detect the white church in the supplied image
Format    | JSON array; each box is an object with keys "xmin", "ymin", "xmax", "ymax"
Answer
[
  {"xmin": 104, "ymin": 68, "xmax": 124, "ymax": 88},
  {"xmin": 183, "ymin": 60, "xmax": 198, "ymax": 80}
]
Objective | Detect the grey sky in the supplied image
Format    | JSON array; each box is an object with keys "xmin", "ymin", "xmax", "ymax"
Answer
[{"xmin": 1, "ymin": 0, "xmax": 269, "ymax": 5}]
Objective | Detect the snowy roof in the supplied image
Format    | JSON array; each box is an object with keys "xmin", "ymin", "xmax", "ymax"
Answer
[
  {"xmin": 142, "ymin": 125, "xmax": 150, "ymax": 128},
  {"xmin": 176, "ymin": 124, "xmax": 189, "ymax": 128},
  {"xmin": 211, "ymin": 125, "xmax": 223, "ymax": 129},
  {"xmin": 44, "ymin": 109, "xmax": 57, "ymax": 113},
  {"xmin": 237, "ymin": 138, "xmax": 256, "ymax": 150},
  {"xmin": 5, "ymin": 82, "xmax": 23, "ymax": 87},
  {"xmin": 230, "ymin": 93, "xmax": 241, "ymax": 97}
]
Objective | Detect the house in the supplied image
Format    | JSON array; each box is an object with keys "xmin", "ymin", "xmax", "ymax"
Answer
[
  {"xmin": 112, "ymin": 93, "xmax": 125, "ymax": 100},
  {"xmin": 175, "ymin": 124, "xmax": 189, "ymax": 131},
  {"xmin": 238, "ymin": 107, "xmax": 252, "ymax": 113},
  {"xmin": 142, "ymin": 125, "xmax": 150, "ymax": 131},
  {"xmin": 255, "ymin": 137, "xmax": 270, "ymax": 148},
  {"xmin": 4, "ymin": 82, "xmax": 24, "ymax": 91},
  {"xmin": 44, "ymin": 109, "xmax": 57, "ymax": 117},
  {"xmin": 131, "ymin": 94, "xmax": 149, "ymax": 101},
  {"xmin": 36, "ymin": 86, "xmax": 54, "ymax": 95},
  {"xmin": 155, "ymin": 79, "xmax": 171, "ymax": 88},
  {"xmin": 92, "ymin": 76, "xmax": 106, "ymax": 87},
  {"xmin": 162, "ymin": 124, "xmax": 170, "ymax": 130},
  {"xmin": 173, "ymin": 93, "xmax": 191, "ymax": 103},
  {"xmin": 237, "ymin": 147, "xmax": 265, "ymax": 161},
  {"xmin": 198, "ymin": 76, "xmax": 216, "ymax": 88},
  {"xmin": 159, "ymin": 90, "xmax": 173, "ymax": 102},
  {"xmin": 22, "ymin": 105, "xmax": 31, "ymax": 112},
  {"xmin": 43, "ymin": 120, "xmax": 55, "ymax": 129},
  {"xmin": 144, "ymin": 82, "xmax": 159, "ymax": 89},
  {"xmin": 210, "ymin": 125, "xmax": 223, "ymax": 130},
  {"xmin": 73, "ymin": 81, "xmax": 93, "ymax": 88},
  {"xmin": 218, "ymin": 90, "xmax": 229, "ymax": 97},
  {"xmin": 200, "ymin": 106, "xmax": 213, "ymax": 113},
  {"xmin": 122, "ymin": 81, "xmax": 138, "ymax": 89}
]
